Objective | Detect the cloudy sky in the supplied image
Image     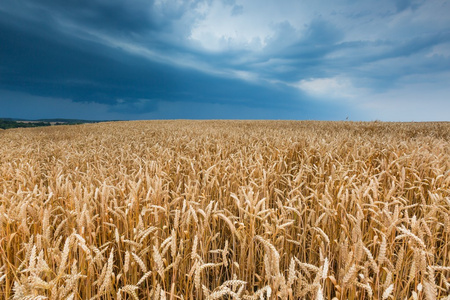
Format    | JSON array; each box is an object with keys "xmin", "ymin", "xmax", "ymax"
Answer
[{"xmin": 1, "ymin": 0, "xmax": 449, "ymax": 121}]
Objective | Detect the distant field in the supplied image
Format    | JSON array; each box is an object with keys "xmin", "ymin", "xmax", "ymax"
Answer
[{"xmin": 0, "ymin": 121, "xmax": 449, "ymax": 299}]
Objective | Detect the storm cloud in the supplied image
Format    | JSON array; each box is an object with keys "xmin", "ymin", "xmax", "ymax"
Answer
[{"xmin": 1, "ymin": 0, "xmax": 449, "ymax": 120}]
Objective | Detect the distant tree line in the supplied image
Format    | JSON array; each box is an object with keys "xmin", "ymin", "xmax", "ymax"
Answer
[
  {"xmin": 0, "ymin": 119, "xmax": 111, "ymax": 130},
  {"xmin": 0, "ymin": 120, "xmax": 55, "ymax": 129}
]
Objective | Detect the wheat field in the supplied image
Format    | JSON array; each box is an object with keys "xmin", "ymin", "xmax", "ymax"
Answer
[{"xmin": 0, "ymin": 120, "xmax": 449, "ymax": 299}]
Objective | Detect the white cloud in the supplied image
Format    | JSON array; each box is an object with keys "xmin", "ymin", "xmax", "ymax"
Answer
[
  {"xmin": 188, "ymin": 1, "xmax": 267, "ymax": 51},
  {"xmin": 295, "ymin": 77, "xmax": 366, "ymax": 100},
  {"xmin": 230, "ymin": 70, "xmax": 259, "ymax": 82},
  {"xmin": 188, "ymin": 0, "xmax": 316, "ymax": 52},
  {"xmin": 427, "ymin": 42, "xmax": 450, "ymax": 58}
]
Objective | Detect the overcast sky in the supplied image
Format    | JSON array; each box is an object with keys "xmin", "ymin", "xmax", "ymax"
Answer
[{"xmin": 1, "ymin": 0, "xmax": 449, "ymax": 120}]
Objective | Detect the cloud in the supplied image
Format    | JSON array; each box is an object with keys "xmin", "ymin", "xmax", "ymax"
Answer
[
  {"xmin": 0, "ymin": 16, "xmax": 175, "ymax": 104},
  {"xmin": 0, "ymin": 0, "xmax": 449, "ymax": 120},
  {"xmin": 1, "ymin": 9, "xmax": 345, "ymax": 119},
  {"xmin": 427, "ymin": 42, "xmax": 450, "ymax": 58},
  {"xmin": 188, "ymin": 1, "xmax": 269, "ymax": 51},
  {"xmin": 296, "ymin": 77, "xmax": 366, "ymax": 100}
]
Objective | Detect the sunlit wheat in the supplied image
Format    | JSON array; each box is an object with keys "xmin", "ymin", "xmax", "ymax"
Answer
[{"xmin": 0, "ymin": 120, "xmax": 449, "ymax": 299}]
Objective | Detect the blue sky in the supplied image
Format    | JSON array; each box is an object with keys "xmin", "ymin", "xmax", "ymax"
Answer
[{"xmin": 0, "ymin": 0, "xmax": 449, "ymax": 121}]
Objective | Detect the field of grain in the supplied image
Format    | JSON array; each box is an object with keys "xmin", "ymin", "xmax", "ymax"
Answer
[{"xmin": 1, "ymin": 121, "xmax": 449, "ymax": 299}]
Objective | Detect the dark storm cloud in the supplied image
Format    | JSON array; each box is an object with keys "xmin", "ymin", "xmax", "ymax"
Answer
[
  {"xmin": 0, "ymin": 5, "xmax": 321, "ymax": 117},
  {"xmin": 38, "ymin": 0, "xmax": 158, "ymax": 33},
  {"xmin": 0, "ymin": 13, "xmax": 164, "ymax": 107},
  {"xmin": 0, "ymin": 0, "xmax": 307, "ymax": 115},
  {"xmin": 1, "ymin": 0, "xmax": 190, "ymax": 34},
  {"xmin": 0, "ymin": 0, "xmax": 449, "ymax": 120}
]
